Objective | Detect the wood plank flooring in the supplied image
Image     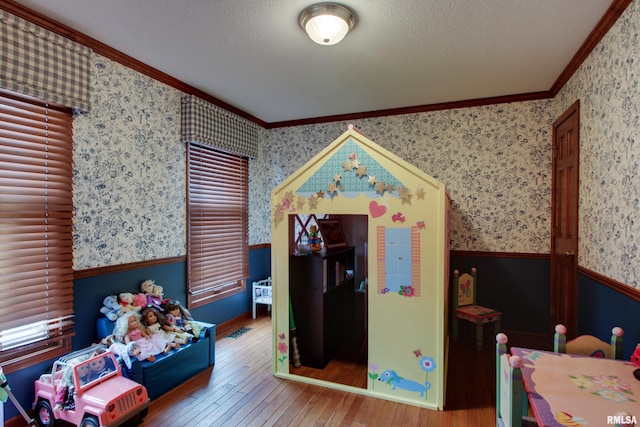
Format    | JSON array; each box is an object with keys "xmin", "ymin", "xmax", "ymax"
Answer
[{"xmin": 139, "ymin": 316, "xmax": 548, "ymax": 427}]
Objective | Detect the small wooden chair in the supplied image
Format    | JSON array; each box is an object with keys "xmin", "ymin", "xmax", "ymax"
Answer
[
  {"xmin": 553, "ymin": 324, "xmax": 624, "ymax": 359},
  {"xmin": 252, "ymin": 277, "xmax": 273, "ymax": 319},
  {"xmin": 452, "ymin": 268, "xmax": 502, "ymax": 350}
]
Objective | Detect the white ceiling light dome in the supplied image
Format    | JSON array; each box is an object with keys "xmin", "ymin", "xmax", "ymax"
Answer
[{"xmin": 299, "ymin": 3, "xmax": 356, "ymax": 46}]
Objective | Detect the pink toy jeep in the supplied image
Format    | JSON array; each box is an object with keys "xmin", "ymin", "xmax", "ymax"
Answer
[{"xmin": 33, "ymin": 345, "xmax": 149, "ymax": 427}]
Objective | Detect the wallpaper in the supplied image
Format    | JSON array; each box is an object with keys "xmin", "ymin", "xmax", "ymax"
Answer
[
  {"xmin": 73, "ymin": 55, "xmax": 186, "ymax": 270},
  {"xmin": 254, "ymin": 101, "xmax": 554, "ymax": 253},
  {"xmin": 554, "ymin": 0, "xmax": 640, "ymax": 289},
  {"xmin": 71, "ymin": 0, "xmax": 640, "ymax": 295},
  {"xmin": 73, "ymin": 53, "xmax": 553, "ymax": 269}
]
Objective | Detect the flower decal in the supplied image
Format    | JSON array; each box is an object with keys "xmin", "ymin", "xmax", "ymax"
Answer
[
  {"xmin": 368, "ymin": 363, "xmax": 379, "ymax": 389},
  {"xmin": 277, "ymin": 333, "xmax": 288, "ymax": 366},
  {"xmin": 593, "ymin": 389, "xmax": 635, "ymax": 403},
  {"xmin": 419, "ymin": 356, "xmax": 436, "ymax": 372},
  {"xmin": 399, "ymin": 285, "xmax": 415, "ymax": 297},
  {"xmin": 591, "ymin": 375, "xmax": 633, "ymax": 394},
  {"xmin": 568, "ymin": 375, "xmax": 592, "ymax": 390}
]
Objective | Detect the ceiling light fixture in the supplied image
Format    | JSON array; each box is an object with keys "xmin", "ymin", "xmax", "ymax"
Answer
[{"xmin": 299, "ymin": 3, "xmax": 356, "ymax": 46}]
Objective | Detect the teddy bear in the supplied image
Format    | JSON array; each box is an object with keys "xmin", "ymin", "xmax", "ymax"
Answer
[
  {"xmin": 100, "ymin": 295, "xmax": 123, "ymax": 321},
  {"xmin": 118, "ymin": 292, "xmax": 141, "ymax": 313}
]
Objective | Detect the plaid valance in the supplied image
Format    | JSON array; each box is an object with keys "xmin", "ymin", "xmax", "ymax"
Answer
[
  {"xmin": 0, "ymin": 10, "xmax": 92, "ymax": 112},
  {"xmin": 181, "ymin": 95, "xmax": 258, "ymax": 158}
]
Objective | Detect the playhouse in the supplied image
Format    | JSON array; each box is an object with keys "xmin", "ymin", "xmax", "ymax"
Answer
[{"xmin": 271, "ymin": 125, "xmax": 450, "ymax": 409}]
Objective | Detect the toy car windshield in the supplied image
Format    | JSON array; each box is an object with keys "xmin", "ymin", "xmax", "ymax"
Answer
[{"xmin": 76, "ymin": 352, "xmax": 118, "ymax": 390}]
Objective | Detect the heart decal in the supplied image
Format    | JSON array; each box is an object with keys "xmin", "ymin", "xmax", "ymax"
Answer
[{"xmin": 369, "ymin": 201, "xmax": 387, "ymax": 218}]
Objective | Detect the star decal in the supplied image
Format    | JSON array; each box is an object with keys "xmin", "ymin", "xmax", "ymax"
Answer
[
  {"xmin": 398, "ymin": 186, "xmax": 412, "ymax": 204},
  {"xmin": 316, "ymin": 190, "xmax": 325, "ymax": 199},
  {"xmin": 368, "ymin": 175, "xmax": 377, "ymax": 185},
  {"xmin": 356, "ymin": 166, "xmax": 367, "ymax": 178},
  {"xmin": 308, "ymin": 195, "xmax": 319, "ymax": 209},
  {"xmin": 296, "ymin": 197, "xmax": 306, "ymax": 210},
  {"xmin": 327, "ymin": 182, "xmax": 339, "ymax": 195},
  {"xmin": 342, "ymin": 160, "xmax": 353, "ymax": 171},
  {"xmin": 375, "ymin": 181, "xmax": 386, "ymax": 194},
  {"xmin": 284, "ymin": 190, "xmax": 295, "ymax": 201},
  {"xmin": 385, "ymin": 184, "xmax": 395, "ymax": 193},
  {"xmin": 415, "ymin": 187, "xmax": 426, "ymax": 200},
  {"xmin": 333, "ymin": 174, "xmax": 342, "ymax": 182},
  {"xmin": 351, "ymin": 159, "xmax": 361, "ymax": 169}
]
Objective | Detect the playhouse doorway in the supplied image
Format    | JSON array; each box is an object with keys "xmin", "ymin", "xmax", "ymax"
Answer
[{"xmin": 288, "ymin": 214, "xmax": 368, "ymax": 389}]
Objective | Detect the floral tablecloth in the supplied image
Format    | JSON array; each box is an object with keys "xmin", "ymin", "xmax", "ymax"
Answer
[{"xmin": 511, "ymin": 347, "xmax": 639, "ymax": 427}]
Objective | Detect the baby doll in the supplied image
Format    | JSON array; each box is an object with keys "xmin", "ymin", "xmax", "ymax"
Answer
[
  {"xmin": 141, "ymin": 306, "xmax": 185, "ymax": 350},
  {"xmin": 113, "ymin": 312, "xmax": 162, "ymax": 362},
  {"xmin": 163, "ymin": 300, "xmax": 202, "ymax": 338}
]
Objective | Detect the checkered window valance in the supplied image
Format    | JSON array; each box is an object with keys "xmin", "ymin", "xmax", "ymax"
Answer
[
  {"xmin": 181, "ymin": 95, "xmax": 258, "ymax": 159},
  {"xmin": 0, "ymin": 10, "xmax": 92, "ymax": 112}
]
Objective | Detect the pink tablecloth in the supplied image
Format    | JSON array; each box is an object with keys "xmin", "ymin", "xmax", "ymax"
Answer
[{"xmin": 511, "ymin": 347, "xmax": 640, "ymax": 427}]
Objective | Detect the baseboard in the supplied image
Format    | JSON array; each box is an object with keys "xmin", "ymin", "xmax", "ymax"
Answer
[{"xmin": 214, "ymin": 312, "xmax": 253, "ymax": 338}]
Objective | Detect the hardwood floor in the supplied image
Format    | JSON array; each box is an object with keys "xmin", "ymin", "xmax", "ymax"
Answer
[{"xmin": 139, "ymin": 316, "xmax": 548, "ymax": 427}]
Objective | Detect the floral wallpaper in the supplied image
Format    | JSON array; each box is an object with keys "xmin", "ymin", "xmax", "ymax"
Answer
[
  {"xmin": 72, "ymin": 0, "xmax": 640, "ymax": 294},
  {"xmin": 73, "ymin": 55, "xmax": 185, "ymax": 269},
  {"xmin": 554, "ymin": 0, "xmax": 640, "ymax": 289},
  {"xmin": 255, "ymin": 101, "xmax": 554, "ymax": 253}
]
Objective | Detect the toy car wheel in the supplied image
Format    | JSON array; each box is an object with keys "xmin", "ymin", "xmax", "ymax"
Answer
[
  {"xmin": 137, "ymin": 407, "xmax": 149, "ymax": 422},
  {"xmin": 35, "ymin": 400, "xmax": 56, "ymax": 427},
  {"xmin": 80, "ymin": 416, "xmax": 99, "ymax": 427}
]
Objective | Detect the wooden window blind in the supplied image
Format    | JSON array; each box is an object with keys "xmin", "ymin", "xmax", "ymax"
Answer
[
  {"xmin": 187, "ymin": 143, "xmax": 248, "ymax": 309},
  {"xmin": 0, "ymin": 89, "xmax": 74, "ymax": 372}
]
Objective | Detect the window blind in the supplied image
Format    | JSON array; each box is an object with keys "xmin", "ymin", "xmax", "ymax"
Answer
[
  {"xmin": 0, "ymin": 89, "xmax": 74, "ymax": 372},
  {"xmin": 187, "ymin": 143, "xmax": 248, "ymax": 308}
]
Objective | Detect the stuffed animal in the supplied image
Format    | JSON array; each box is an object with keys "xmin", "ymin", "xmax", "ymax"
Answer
[
  {"xmin": 132, "ymin": 293, "xmax": 147, "ymax": 309},
  {"xmin": 100, "ymin": 295, "xmax": 123, "ymax": 321},
  {"xmin": 118, "ymin": 292, "xmax": 141, "ymax": 313},
  {"xmin": 109, "ymin": 341, "xmax": 141, "ymax": 369},
  {"xmin": 631, "ymin": 343, "xmax": 640, "ymax": 367}
]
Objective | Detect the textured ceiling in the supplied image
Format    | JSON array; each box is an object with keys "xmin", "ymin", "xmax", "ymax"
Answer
[{"xmin": 12, "ymin": 0, "xmax": 615, "ymax": 124}]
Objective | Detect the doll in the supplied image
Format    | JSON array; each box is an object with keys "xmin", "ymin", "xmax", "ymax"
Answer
[
  {"xmin": 113, "ymin": 312, "xmax": 162, "ymax": 362},
  {"xmin": 141, "ymin": 306, "xmax": 185, "ymax": 350},
  {"xmin": 163, "ymin": 300, "xmax": 203, "ymax": 338},
  {"xmin": 54, "ymin": 356, "xmax": 88, "ymax": 412},
  {"xmin": 88, "ymin": 348, "xmax": 115, "ymax": 381},
  {"xmin": 308, "ymin": 225, "xmax": 322, "ymax": 252},
  {"xmin": 140, "ymin": 280, "xmax": 168, "ymax": 309}
]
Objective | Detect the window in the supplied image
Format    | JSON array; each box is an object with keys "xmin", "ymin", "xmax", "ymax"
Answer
[
  {"xmin": 187, "ymin": 143, "xmax": 249, "ymax": 308},
  {"xmin": 0, "ymin": 89, "xmax": 74, "ymax": 372}
]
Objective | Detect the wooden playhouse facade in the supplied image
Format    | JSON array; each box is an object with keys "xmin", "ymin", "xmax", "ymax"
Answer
[{"xmin": 271, "ymin": 125, "xmax": 450, "ymax": 409}]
